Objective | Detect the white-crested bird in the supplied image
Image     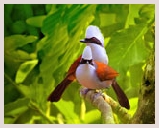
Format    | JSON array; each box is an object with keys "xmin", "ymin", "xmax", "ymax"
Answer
[{"xmin": 76, "ymin": 46, "xmax": 129, "ymax": 109}]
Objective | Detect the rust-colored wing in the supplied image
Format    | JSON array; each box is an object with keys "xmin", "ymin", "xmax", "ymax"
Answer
[
  {"xmin": 95, "ymin": 61, "xmax": 130, "ymax": 109},
  {"xmin": 95, "ymin": 61, "xmax": 119, "ymax": 81}
]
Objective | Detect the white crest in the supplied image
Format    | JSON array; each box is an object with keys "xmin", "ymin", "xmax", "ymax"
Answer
[
  {"xmin": 82, "ymin": 46, "xmax": 92, "ymax": 60},
  {"xmin": 85, "ymin": 25, "xmax": 104, "ymax": 45}
]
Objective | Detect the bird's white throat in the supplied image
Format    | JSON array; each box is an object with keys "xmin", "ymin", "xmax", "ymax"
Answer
[{"xmin": 81, "ymin": 46, "xmax": 92, "ymax": 60}]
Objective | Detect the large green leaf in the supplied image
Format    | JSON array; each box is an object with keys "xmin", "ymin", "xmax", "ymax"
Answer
[
  {"xmin": 106, "ymin": 24, "xmax": 150, "ymax": 94},
  {"xmin": 107, "ymin": 24, "xmax": 149, "ymax": 69}
]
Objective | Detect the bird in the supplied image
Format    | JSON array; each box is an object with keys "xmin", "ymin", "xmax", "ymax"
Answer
[
  {"xmin": 47, "ymin": 25, "xmax": 130, "ymax": 109},
  {"xmin": 47, "ymin": 25, "xmax": 107, "ymax": 102},
  {"xmin": 76, "ymin": 46, "xmax": 130, "ymax": 109}
]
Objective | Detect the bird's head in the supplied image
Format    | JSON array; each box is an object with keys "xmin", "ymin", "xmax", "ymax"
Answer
[
  {"xmin": 80, "ymin": 46, "xmax": 93, "ymax": 65},
  {"xmin": 80, "ymin": 25, "xmax": 104, "ymax": 47}
]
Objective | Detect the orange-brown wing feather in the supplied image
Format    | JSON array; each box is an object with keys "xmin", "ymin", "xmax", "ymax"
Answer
[
  {"xmin": 95, "ymin": 61, "xmax": 119, "ymax": 81},
  {"xmin": 95, "ymin": 61, "xmax": 129, "ymax": 109},
  {"xmin": 47, "ymin": 55, "xmax": 82, "ymax": 102}
]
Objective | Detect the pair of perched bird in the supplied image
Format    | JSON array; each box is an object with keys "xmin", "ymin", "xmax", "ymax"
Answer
[{"xmin": 47, "ymin": 25, "xmax": 130, "ymax": 109}]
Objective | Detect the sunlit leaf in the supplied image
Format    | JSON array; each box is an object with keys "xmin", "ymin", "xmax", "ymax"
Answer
[
  {"xmin": 139, "ymin": 4, "xmax": 155, "ymax": 23},
  {"xmin": 4, "ymin": 35, "xmax": 38, "ymax": 51},
  {"xmin": 26, "ymin": 15, "xmax": 46, "ymax": 27},
  {"xmin": 84, "ymin": 110, "xmax": 101, "ymax": 124},
  {"xmin": 16, "ymin": 84, "xmax": 31, "ymax": 98},
  {"xmin": 125, "ymin": 4, "xmax": 144, "ymax": 27},
  {"xmin": 106, "ymin": 24, "xmax": 150, "ymax": 93},
  {"xmin": 54, "ymin": 99, "xmax": 80, "ymax": 124},
  {"xmin": 15, "ymin": 59, "xmax": 38, "ymax": 84},
  {"xmin": 128, "ymin": 97, "xmax": 138, "ymax": 116}
]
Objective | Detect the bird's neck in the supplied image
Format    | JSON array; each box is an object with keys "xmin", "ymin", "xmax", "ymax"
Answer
[{"xmin": 88, "ymin": 43, "xmax": 108, "ymax": 64}]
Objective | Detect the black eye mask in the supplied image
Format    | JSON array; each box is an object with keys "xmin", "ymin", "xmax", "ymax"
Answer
[{"xmin": 80, "ymin": 58, "xmax": 94, "ymax": 66}]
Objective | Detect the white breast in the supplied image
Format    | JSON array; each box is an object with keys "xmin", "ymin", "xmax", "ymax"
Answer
[{"xmin": 76, "ymin": 64, "xmax": 111, "ymax": 89}]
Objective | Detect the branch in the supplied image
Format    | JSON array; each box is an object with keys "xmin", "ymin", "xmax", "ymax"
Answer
[
  {"xmin": 103, "ymin": 93, "xmax": 131, "ymax": 123},
  {"xmin": 80, "ymin": 88, "xmax": 131, "ymax": 124},
  {"xmin": 80, "ymin": 88, "xmax": 115, "ymax": 124}
]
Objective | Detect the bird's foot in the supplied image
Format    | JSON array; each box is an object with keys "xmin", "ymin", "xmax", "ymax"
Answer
[
  {"xmin": 80, "ymin": 87, "xmax": 92, "ymax": 96},
  {"xmin": 93, "ymin": 90, "xmax": 105, "ymax": 100},
  {"xmin": 80, "ymin": 87, "xmax": 105, "ymax": 101}
]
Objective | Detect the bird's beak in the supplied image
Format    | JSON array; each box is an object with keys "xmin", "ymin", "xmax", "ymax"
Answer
[{"xmin": 80, "ymin": 38, "xmax": 89, "ymax": 43}]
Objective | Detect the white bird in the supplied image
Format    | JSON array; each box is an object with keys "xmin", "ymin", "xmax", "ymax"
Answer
[
  {"xmin": 76, "ymin": 46, "xmax": 117, "ymax": 89},
  {"xmin": 80, "ymin": 25, "xmax": 108, "ymax": 64},
  {"xmin": 76, "ymin": 46, "xmax": 129, "ymax": 109}
]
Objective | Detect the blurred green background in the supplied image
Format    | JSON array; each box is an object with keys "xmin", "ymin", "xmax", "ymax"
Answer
[{"xmin": 4, "ymin": 4, "xmax": 155, "ymax": 124}]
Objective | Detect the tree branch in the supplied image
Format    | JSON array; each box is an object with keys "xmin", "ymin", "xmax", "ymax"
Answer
[
  {"xmin": 80, "ymin": 88, "xmax": 132, "ymax": 124},
  {"xmin": 80, "ymin": 88, "xmax": 115, "ymax": 124}
]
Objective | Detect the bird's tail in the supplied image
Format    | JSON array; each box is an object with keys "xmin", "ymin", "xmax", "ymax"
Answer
[
  {"xmin": 47, "ymin": 77, "xmax": 73, "ymax": 102},
  {"xmin": 112, "ymin": 80, "xmax": 130, "ymax": 109}
]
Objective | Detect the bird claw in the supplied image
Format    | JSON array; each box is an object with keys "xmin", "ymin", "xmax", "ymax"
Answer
[
  {"xmin": 80, "ymin": 87, "xmax": 91, "ymax": 96},
  {"xmin": 80, "ymin": 88, "xmax": 105, "ymax": 101},
  {"xmin": 92, "ymin": 90, "xmax": 104, "ymax": 100}
]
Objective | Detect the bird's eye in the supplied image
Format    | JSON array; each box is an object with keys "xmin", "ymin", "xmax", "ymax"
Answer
[{"xmin": 80, "ymin": 58, "xmax": 94, "ymax": 65}]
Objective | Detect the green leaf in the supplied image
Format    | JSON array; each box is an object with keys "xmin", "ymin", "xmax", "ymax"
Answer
[
  {"xmin": 84, "ymin": 110, "xmax": 101, "ymax": 124},
  {"xmin": 125, "ymin": 4, "xmax": 144, "ymax": 27},
  {"xmin": 139, "ymin": 4, "xmax": 155, "ymax": 23},
  {"xmin": 4, "ymin": 98, "xmax": 30, "ymax": 124},
  {"xmin": 15, "ymin": 59, "xmax": 38, "ymax": 84},
  {"xmin": 99, "ymin": 13, "xmax": 116, "ymax": 27},
  {"xmin": 4, "ymin": 98, "xmax": 30, "ymax": 117},
  {"xmin": 107, "ymin": 24, "xmax": 149, "ymax": 69},
  {"xmin": 11, "ymin": 20, "xmax": 27, "ymax": 34},
  {"xmin": 16, "ymin": 84, "xmax": 31, "ymax": 98},
  {"xmin": 54, "ymin": 99, "xmax": 80, "ymax": 123},
  {"xmin": 126, "ymin": 63, "xmax": 144, "ymax": 98},
  {"xmin": 4, "ymin": 35, "xmax": 38, "ymax": 51},
  {"xmin": 26, "ymin": 15, "xmax": 46, "ymax": 27},
  {"xmin": 106, "ymin": 24, "xmax": 150, "ymax": 93},
  {"xmin": 128, "ymin": 97, "xmax": 138, "ymax": 117}
]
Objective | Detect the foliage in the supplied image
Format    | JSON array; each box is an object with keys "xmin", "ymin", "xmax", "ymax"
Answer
[{"xmin": 4, "ymin": 4, "xmax": 155, "ymax": 124}]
